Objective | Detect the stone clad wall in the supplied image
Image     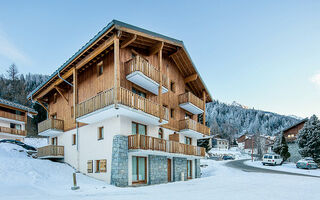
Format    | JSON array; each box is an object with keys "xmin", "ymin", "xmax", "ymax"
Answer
[
  {"xmin": 172, "ymin": 157, "xmax": 187, "ymax": 181},
  {"xmin": 111, "ymin": 135, "xmax": 128, "ymax": 187},
  {"xmin": 148, "ymin": 155, "xmax": 168, "ymax": 185}
]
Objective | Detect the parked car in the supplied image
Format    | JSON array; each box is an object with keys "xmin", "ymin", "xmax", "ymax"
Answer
[
  {"xmin": 262, "ymin": 154, "xmax": 282, "ymax": 165},
  {"xmin": 208, "ymin": 156, "xmax": 221, "ymax": 161},
  {"xmin": 0, "ymin": 139, "xmax": 37, "ymax": 152},
  {"xmin": 222, "ymin": 155, "xmax": 234, "ymax": 160},
  {"xmin": 296, "ymin": 159, "xmax": 318, "ymax": 169}
]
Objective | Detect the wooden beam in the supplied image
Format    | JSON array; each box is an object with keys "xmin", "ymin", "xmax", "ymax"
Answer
[
  {"xmin": 55, "ymin": 86, "xmax": 68, "ymax": 104},
  {"xmin": 158, "ymin": 42, "xmax": 163, "ymax": 122},
  {"xmin": 73, "ymin": 68, "xmax": 78, "ymax": 121},
  {"xmin": 202, "ymin": 90, "xmax": 206, "ymax": 126},
  {"xmin": 36, "ymin": 98, "xmax": 48, "ymax": 113},
  {"xmin": 149, "ymin": 42, "xmax": 164, "ymax": 56},
  {"xmin": 114, "ymin": 36, "xmax": 120, "ymax": 107},
  {"xmin": 121, "ymin": 34, "xmax": 137, "ymax": 48},
  {"xmin": 184, "ymin": 74, "xmax": 198, "ymax": 83},
  {"xmin": 76, "ymin": 34, "xmax": 116, "ymax": 70}
]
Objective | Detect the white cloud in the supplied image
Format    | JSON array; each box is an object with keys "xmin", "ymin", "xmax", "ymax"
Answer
[
  {"xmin": 310, "ymin": 72, "xmax": 320, "ymax": 87},
  {"xmin": 0, "ymin": 29, "xmax": 31, "ymax": 65}
]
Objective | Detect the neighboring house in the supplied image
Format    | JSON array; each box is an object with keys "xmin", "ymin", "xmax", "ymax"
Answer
[
  {"xmin": 243, "ymin": 135, "xmax": 274, "ymax": 155},
  {"xmin": 28, "ymin": 20, "xmax": 212, "ymax": 187},
  {"xmin": 212, "ymin": 138, "xmax": 229, "ymax": 150},
  {"xmin": 236, "ymin": 134, "xmax": 248, "ymax": 150},
  {"xmin": 0, "ymin": 98, "xmax": 37, "ymax": 141},
  {"xmin": 281, "ymin": 119, "xmax": 308, "ymax": 163}
]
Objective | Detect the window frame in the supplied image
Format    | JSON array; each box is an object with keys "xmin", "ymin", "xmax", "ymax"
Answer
[
  {"xmin": 95, "ymin": 160, "xmax": 101, "ymax": 173},
  {"xmin": 97, "ymin": 61, "xmax": 103, "ymax": 77},
  {"xmin": 72, "ymin": 134, "xmax": 76, "ymax": 145},
  {"xmin": 98, "ymin": 126, "xmax": 104, "ymax": 140},
  {"xmin": 132, "ymin": 122, "xmax": 147, "ymax": 135},
  {"xmin": 87, "ymin": 160, "xmax": 93, "ymax": 173}
]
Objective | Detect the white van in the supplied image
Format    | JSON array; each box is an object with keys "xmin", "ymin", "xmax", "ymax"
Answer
[{"xmin": 262, "ymin": 154, "xmax": 282, "ymax": 166}]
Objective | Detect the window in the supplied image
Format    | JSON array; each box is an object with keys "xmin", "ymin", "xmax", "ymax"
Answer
[
  {"xmin": 132, "ymin": 88, "xmax": 146, "ymax": 98},
  {"xmin": 52, "ymin": 137, "xmax": 57, "ymax": 145},
  {"xmin": 87, "ymin": 160, "xmax": 93, "ymax": 173},
  {"xmin": 170, "ymin": 81, "xmax": 175, "ymax": 92},
  {"xmin": 132, "ymin": 122, "xmax": 146, "ymax": 135},
  {"xmin": 187, "ymin": 160, "xmax": 192, "ymax": 179},
  {"xmin": 132, "ymin": 156, "xmax": 147, "ymax": 184},
  {"xmin": 170, "ymin": 109, "xmax": 175, "ymax": 119},
  {"xmin": 95, "ymin": 160, "xmax": 100, "ymax": 173},
  {"xmin": 185, "ymin": 137, "xmax": 192, "ymax": 145},
  {"xmin": 95, "ymin": 159, "xmax": 106, "ymax": 173},
  {"xmin": 71, "ymin": 106, "xmax": 74, "ymax": 118},
  {"xmin": 185, "ymin": 113, "xmax": 192, "ymax": 119},
  {"xmin": 158, "ymin": 128, "xmax": 163, "ymax": 139},
  {"xmin": 98, "ymin": 127, "xmax": 104, "ymax": 140},
  {"xmin": 72, "ymin": 134, "xmax": 76, "ymax": 145},
  {"xmin": 97, "ymin": 61, "xmax": 103, "ymax": 76}
]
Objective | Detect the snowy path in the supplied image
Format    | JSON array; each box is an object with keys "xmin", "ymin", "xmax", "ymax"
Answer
[{"xmin": 1, "ymin": 144, "xmax": 320, "ymax": 200}]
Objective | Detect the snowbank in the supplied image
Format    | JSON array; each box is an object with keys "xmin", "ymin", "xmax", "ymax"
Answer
[
  {"xmin": 209, "ymin": 148, "xmax": 250, "ymax": 160},
  {"xmin": 24, "ymin": 137, "xmax": 48, "ymax": 148},
  {"xmin": 244, "ymin": 160, "xmax": 320, "ymax": 177}
]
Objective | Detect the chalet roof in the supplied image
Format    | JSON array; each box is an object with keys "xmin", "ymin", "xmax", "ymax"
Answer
[
  {"xmin": 281, "ymin": 118, "xmax": 308, "ymax": 133},
  {"xmin": 27, "ymin": 19, "xmax": 212, "ymax": 102},
  {"xmin": 0, "ymin": 98, "xmax": 37, "ymax": 114}
]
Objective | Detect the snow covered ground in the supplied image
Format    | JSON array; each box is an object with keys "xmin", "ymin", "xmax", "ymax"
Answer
[
  {"xmin": 0, "ymin": 143, "xmax": 319, "ymax": 200},
  {"xmin": 209, "ymin": 147, "xmax": 250, "ymax": 159},
  {"xmin": 244, "ymin": 160, "xmax": 320, "ymax": 177}
]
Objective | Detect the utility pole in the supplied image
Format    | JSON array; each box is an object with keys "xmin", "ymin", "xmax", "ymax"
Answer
[{"xmin": 251, "ymin": 137, "xmax": 254, "ymax": 162}]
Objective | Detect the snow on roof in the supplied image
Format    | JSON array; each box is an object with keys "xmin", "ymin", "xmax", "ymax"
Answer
[{"xmin": 0, "ymin": 98, "xmax": 37, "ymax": 114}]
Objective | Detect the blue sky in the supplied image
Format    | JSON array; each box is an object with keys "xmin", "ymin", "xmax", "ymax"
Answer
[{"xmin": 0, "ymin": 0, "xmax": 319, "ymax": 118}]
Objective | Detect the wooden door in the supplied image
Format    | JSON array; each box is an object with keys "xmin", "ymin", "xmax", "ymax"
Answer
[{"xmin": 167, "ymin": 159, "xmax": 172, "ymax": 182}]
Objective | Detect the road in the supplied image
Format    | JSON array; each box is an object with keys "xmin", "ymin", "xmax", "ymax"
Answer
[{"xmin": 225, "ymin": 159, "xmax": 320, "ymax": 178}]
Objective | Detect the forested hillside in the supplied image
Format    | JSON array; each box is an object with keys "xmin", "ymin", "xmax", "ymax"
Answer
[
  {"xmin": 0, "ymin": 64, "xmax": 49, "ymax": 135},
  {"xmin": 206, "ymin": 100, "xmax": 299, "ymax": 140}
]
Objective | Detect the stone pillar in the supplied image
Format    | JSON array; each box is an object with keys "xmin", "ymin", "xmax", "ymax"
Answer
[
  {"xmin": 172, "ymin": 157, "xmax": 187, "ymax": 182},
  {"xmin": 111, "ymin": 135, "xmax": 128, "ymax": 187},
  {"xmin": 148, "ymin": 155, "xmax": 168, "ymax": 185},
  {"xmin": 195, "ymin": 159, "xmax": 201, "ymax": 178}
]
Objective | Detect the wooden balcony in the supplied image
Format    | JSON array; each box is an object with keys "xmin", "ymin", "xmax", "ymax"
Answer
[
  {"xmin": 76, "ymin": 87, "xmax": 169, "ymax": 125},
  {"xmin": 0, "ymin": 126, "xmax": 26, "ymax": 136},
  {"xmin": 125, "ymin": 56, "xmax": 169, "ymax": 95},
  {"xmin": 0, "ymin": 110, "xmax": 25, "ymax": 122},
  {"xmin": 178, "ymin": 92, "xmax": 204, "ymax": 114},
  {"xmin": 179, "ymin": 118, "xmax": 210, "ymax": 138},
  {"xmin": 128, "ymin": 134, "xmax": 205, "ymax": 157},
  {"xmin": 38, "ymin": 119, "xmax": 64, "ymax": 136},
  {"xmin": 37, "ymin": 145, "xmax": 64, "ymax": 159}
]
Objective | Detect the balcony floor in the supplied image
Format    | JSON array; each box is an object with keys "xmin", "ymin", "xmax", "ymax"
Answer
[
  {"xmin": 126, "ymin": 71, "xmax": 168, "ymax": 95},
  {"xmin": 38, "ymin": 129, "xmax": 64, "ymax": 137},
  {"xmin": 76, "ymin": 104, "xmax": 168, "ymax": 125},
  {"xmin": 179, "ymin": 129, "xmax": 205, "ymax": 139},
  {"xmin": 179, "ymin": 102, "xmax": 204, "ymax": 115},
  {"xmin": 128, "ymin": 149, "xmax": 204, "ymax": 158}
]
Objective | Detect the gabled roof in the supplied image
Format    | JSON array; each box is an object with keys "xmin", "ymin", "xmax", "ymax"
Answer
[
  {"xmin": 0, "ymin": 98, "xmax": 37, "ymax": 114},
  {"xmin": 27, "ymin": 19, "xmax": 212, "ymax": 102},
  {"xmin": 281, "ymin": 118, "xmax": 308, "ymax": 133}
]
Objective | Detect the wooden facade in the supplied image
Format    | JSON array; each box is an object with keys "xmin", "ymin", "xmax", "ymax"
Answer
[{"xmin": 29, "ymin": 20, "xmax": 212, "ymax": 137}]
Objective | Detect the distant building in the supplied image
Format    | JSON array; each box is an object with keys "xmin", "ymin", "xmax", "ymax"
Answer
[
  {"xmin": 236, "ymin": 134, "xmax": 248, "ymax": 150},
  {"xmin": 212, "ymin": 138, "xmax": 229, "ymax": 150},
  {"xmin": 242, "ymin": 135, "xmax": 274, "ymax": 155},
  {"xmin": 0, "ymin": 98, "xmax": 37, "ymax": 142},
  {"xmin": 281, "ymin": 119, "xmax": 308, "ymax": 162}
]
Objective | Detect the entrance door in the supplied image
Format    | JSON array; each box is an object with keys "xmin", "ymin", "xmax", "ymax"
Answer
[
  {"xmin": 132, "ymin": 156, "xmax": 147, "ymax": 184},
  {"xmin": 187, "ymin": 160, "xmax": 192, "ymax": 179},
  {"xmin": 167, "ymin": 159, "xmax": 172, "ymax": 182}
]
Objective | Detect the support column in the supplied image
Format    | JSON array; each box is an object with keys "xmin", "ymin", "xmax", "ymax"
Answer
[
  {"xmin": 158, "ymin": 42, "xmax": 163, "ymax": 122},
  {"xmin": 114, "ymin": 35, "xmax": 120, "ymax": 107},
  {"xmin": 202, "ymin": 90, "xmax": 206, "ymax": 125}
]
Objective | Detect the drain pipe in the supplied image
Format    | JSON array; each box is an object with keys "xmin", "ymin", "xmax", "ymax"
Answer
[{"xmin": 58, "ymin": 70, "xmax": 73, "ymax": 87}]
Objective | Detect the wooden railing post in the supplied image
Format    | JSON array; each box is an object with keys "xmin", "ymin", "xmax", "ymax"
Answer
[
  {"xmin": 114, "ymin": 35, "xmax": 120, "ymax": 108},
  {"xmin": 158, "ymin": 42, "xmax": 163, "ymax": 122}
]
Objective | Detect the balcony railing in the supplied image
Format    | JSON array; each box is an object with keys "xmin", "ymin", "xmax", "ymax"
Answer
[
  {"xmin": 38, "ymin": 119, "xmax": 64, "ymax": 134},
  {"xmin": 128, "ymin": 134, "xmax": 205, "ymax": 157},
  {"xmin": 179, "ymin": 92, "xmax": 204, "ymax": 110},
  {"xmin": 37, "ymin": 145, "xmax": 64, "ymax": 158},
  {"xmin": 76, "ymin": 87, "xmax": 169, "ymax": 121},
  {"xmin": 0, "ymin": 110, "xmax": 25, "ymax": 122},
  {"xmin": 125, "ymin": 55, "xmax": 169, "ymax": 89},
  {"xmin": 0, "ymin": 126, "xmax": 26, "ymax": 136},
  {"xmin": 179, "ymin": 118, "xmax": 210, "ymax": 136}
]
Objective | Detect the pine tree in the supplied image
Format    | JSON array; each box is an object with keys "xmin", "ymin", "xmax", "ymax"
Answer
[
  {"xmin": 297, "ymin": 115, "xmax": 320, "ymax": 163},
  {"xmin": 273, "ymin": 132, "xmax": 290, "ymax": 164}
]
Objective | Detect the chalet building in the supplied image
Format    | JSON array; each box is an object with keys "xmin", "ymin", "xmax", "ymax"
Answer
[
  {"xmin": 243, "ymin": 135, "xmax": 274, "ymax": 155},
  {"xmin": 281, "ymin": 119, "xmax": 307, "ymax": 162},
  {"xmin": 0, "ymin": 98, "xmax": 37, "ymax": 141},
  {"xmin": 212, "ymin": 138, "xmax": 229, "ymax": 150},
  {"xmin": 28, "ymin": 20, "xmax": 212, "ymax": 186}
]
